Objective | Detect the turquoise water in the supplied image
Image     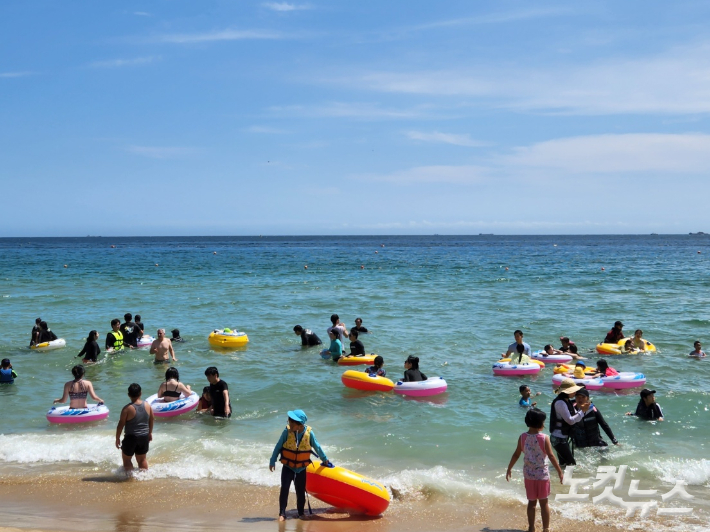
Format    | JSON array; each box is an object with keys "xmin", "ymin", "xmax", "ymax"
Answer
[{"xmin": 0, "ymin": 236, "xmax": 709, "ymax": 528}]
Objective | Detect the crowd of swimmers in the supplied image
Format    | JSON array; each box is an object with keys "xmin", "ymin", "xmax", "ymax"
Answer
[
  {"xmin": 505, "ymin": 321, "xmax": 671, "ymax": 532},
  {"xmin": 0, "ymin": 315, "xmax": 699, "ymax": 526}
]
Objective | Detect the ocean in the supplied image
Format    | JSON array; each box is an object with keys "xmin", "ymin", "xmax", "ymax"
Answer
[{"xmin": 0, "ymin": 235, "xmax": 708, "ymax": 530}]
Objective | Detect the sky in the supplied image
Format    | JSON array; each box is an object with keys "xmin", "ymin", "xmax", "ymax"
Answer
[{"xmin": 1, "ymin": 1, "xmax": 710, "ymax": 236}]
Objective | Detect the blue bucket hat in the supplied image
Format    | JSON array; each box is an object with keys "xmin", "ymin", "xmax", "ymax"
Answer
[{"xmin": 287, "ymin": 410, "xmax": 307, "ymax": 424}]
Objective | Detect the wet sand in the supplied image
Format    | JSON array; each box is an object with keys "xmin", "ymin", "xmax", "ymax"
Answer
[{"xmin": 0, "ymin": 473, "xmax": 626, "ymax": 532}]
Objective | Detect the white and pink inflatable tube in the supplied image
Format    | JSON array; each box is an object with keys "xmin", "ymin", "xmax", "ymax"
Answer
[
  {"xmin": 531, "ymin": 350, "xmax": 573, "ymax": 364},
  {"xmin": 136, "ymin": 335, "xmax": 155, "ymax": 348},
  {"xmin": 46, "ymin": 404, "xmax": 109, "ymax": 424},
  {"xmin": 601, "ymin": 372, "xmax": 646, "ymax": 390},
  {"xmin": 492, "ymin": 362, "xmax": 541, "ymax": 376},
  {"xmin": 394, "ymin": 377, "xmax": 447, "ymax": 397},
  {"xmin": 551, "ymin": 373, "xmax": 605, "ymax": 391},
  {"xmin": 146, "ymin": 392, "xmax": 199, "ymax": 417}
]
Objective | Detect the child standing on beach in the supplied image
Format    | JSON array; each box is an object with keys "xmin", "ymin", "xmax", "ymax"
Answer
[
  {"xmin": 269, "ymin": 410, "xmax": 331, "ymax": 521},
  {"xmin": 506, "ymin": 408, "xmax": 564, "ymax": 532}
]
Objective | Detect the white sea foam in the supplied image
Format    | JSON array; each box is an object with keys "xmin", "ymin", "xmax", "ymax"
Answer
[{"xmin": 646, "ymin": 457, "xmax": 710, "ymax": 486}]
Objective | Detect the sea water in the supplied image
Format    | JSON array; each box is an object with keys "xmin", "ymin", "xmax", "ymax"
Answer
[{"xmin": 0, "ymin": 236, "xmax": 709, "ymax": 529}]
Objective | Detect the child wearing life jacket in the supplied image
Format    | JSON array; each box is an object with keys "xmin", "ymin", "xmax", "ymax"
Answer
[
  {"xmin": 0, "ymin": 359, "xmax": 17, "ymax": 384},
  {"xmin": 506, "ymin": 408, "xmax": 564, "ymax": 532},
  {"xmin": 364, "ymin": 355, "xmax": 386, "ymax": 377},
  {"xmin": 269, "ymin": 410, "xmax": 331, "ymax": 521}
]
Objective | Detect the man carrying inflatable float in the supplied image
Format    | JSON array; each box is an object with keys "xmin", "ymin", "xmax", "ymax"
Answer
[{"xmin": 269, "ymin": 410, "xmax": 390, "ymax": 521}]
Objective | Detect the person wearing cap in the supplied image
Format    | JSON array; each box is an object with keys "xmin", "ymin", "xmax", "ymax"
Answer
[
  {"xmin": 550, "ymin": 378, "xmax": 590, "ymax": 466},
  {"xmin": 572, "ymin": 362, "xmax": 587, "ymax": 379},
  {"xmin": 626, "ymin": 389, "xmax": 664, "ymax": 421},
  {"xmin": 505, "ymin": 330, "xmax": 532, "ymax": 361},
  {"xmin": 571, "ymin": 389, "xmax": 618, "ymax": 448},
  {"xmin": 603, "ymin": 321, "xmax": 625, "ymax": 344},
  {"xmin": 689, "ymin": 341, "xmax": 707, "ymax": 358},
  {"xmin": 559, "ymin": 337, "xmax": 575, "ymax": 353},
  {"xmin": 170, "ymin": 329, "xmax": 185, "ymax": 343},
  {"xmin": 269, "ymin": 410, "xmax": 331, "ymax": 521},
  {"xmin": 293, "ymin": 325, "xmax": 321, "ymax": 347}
]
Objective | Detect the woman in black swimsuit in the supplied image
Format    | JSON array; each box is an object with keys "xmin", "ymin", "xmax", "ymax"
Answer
[
  {"xmin": 157, "ymin": 367, "xmax": 192, "ymax": 403},
  {"xmin": 53, "ymin": 365, "xmax": 104, "ymax": 409},
  {"xmin": 77, "ymin": 330, "xmax": 101, "ymax": 363}
]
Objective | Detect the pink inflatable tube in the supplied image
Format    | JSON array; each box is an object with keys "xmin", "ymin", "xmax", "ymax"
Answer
[{"xmin": 492, "ymin": 362, "xmax": 541, "ymax": 376}]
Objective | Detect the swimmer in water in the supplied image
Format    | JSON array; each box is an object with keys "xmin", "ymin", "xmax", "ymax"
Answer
[
  {"xmin": 0, "ymin": 359, "xmax": 17, "ymax": 384},
  {"xmin": 196, "ymin": 386, "xmax": 212, "ymax": 412},
  {"xmin": 150, "ymin": 329, "xmax": 177, "ymax": 363},
  {"xmin": 157, "ymin": 367, "xmax": 192, "ymax": 403},
  {"xmin": 519, "ymin": 384, "xmax": 541, "ymax": 407},
  {"xmin": 364, "ymin": 355, "xmax": 386, "ymax": 377},
  {"xmin": 403, "ymin": 355, "xmax": 427, "ymax": 382},
  {"xmin": 689, "ymin": 341, "xmax": 707, "ymax": 358},
  {"xmin": 327, "ymin": 329, "xmax": 343, "ymax": 362},
  {"xmin": 77, "ymin": 330, "xmax": 101, "ymax": 363},
  {"xmin": 53, "ymin": 365, "xmax": 104, "ymax": 409}
]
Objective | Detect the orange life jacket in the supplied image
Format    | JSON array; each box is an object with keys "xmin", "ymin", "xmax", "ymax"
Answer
[{"xmin": 280, "ymin": 426, "xmax": 312, "ymax": 469}]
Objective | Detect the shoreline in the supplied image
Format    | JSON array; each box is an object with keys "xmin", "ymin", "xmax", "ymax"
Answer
[{"xmin": 0, "ymin": 473, "xmax": 627, "ymax": 532}]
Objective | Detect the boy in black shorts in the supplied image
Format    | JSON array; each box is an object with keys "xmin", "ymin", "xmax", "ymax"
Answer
[
  {"xmin": 116, "ymin": 383, "xmax": 154, "ymax": 474},
  {"xmin": 205, "ymin": 366, "xmax": 232, "ymax": 418}
]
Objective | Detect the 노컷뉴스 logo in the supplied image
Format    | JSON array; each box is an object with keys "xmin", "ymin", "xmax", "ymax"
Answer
[{"xmin": 556, "ymin": 466, "xmax": 694, "ymax": 517}]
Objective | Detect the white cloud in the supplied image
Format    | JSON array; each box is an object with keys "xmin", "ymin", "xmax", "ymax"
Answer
[
  {"xmin": 133, "ymin": 11, "xmax": 151, "ymax": 17},
  {"xmin": 335, "ymin": 42, "xmax": 710, "ymax": 115},
  {"xmin": 263, "ymin": 2, "xmax": 312, "ymax": 12},
  {"xmin": 152, "ymin": 29, "xmax": 283, "ymax": 44},
  {"xmin": 360, "ymin": 133, "xmax": 710, "ymax": 186},
  {"xmin": 406, "ymin": 130, "xmax": 488, "ymax": 147},
  {"xmin": 507, "ymin": 133, "xmax": 710, "ymax": 173},
  {"xmin": 0, "ymin": 71, "xmax": 33, "ymax": 78},
  {"xmin": 89, "ymin": 56, "xmax": 159, "ymax": 68},
  {"xmin": 126, "ymin": 146, "xmax": 197, "ymax": 159}
]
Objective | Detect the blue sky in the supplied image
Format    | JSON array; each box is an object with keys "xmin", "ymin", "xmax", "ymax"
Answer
[{"xmin": 2, "ymin": 1, "xmax": 710, "ymax": 235}]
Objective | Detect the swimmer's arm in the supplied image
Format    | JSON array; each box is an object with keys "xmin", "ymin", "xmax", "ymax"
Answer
[
  {"xmin": 505, "ymin": 436, "xmax": 523, "ymax": 481},
  {"xmin": 147, "ymin": 403, "xmax": 154, "ymax": 441},
  {"xmin": 157, "ymin": 384, "xmax": 165, "ymax": 398},
  {"xmin": 149, "ymin": 341, "xmax": 159, "ymax": 355},
  {"xmin": 53, "ymin": 382, "xmax": 70, "ymax": 404},
  {"xmin": 169, "ymin": 341, "xmax": 176, "ymax": 361},
  {"xmin": 269, "ymin": 430, "xmax": 288, "ymax": 471},
  {"xmin": 86, "ymin": 381, "xmax": 103, "ymax": 404},
  {"xmin": 180, "ymin": 383, "xmax": 192, "ymax": 395},
  {"xmin": 223, "ymin": 390, "xmax": 230, "ymax": 416},
  {"xmin": 310, "ymin": 431, "xmax": 328, "ymax": 463},
  {"xmin": 116, "ymin": 406, "xmax": 129, "ymax": 448}
]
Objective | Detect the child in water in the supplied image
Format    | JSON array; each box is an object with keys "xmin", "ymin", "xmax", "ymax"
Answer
[
  {"xmin": 269, "ymin": 410, "xmax": 331, "ymax": 521},
  {"xmin": 592, "ymin": 359, "xmax": 619, "ymax": 377},
  {"xmin": 327, "ymin": 329, "xmax": 343, "ymax": 362},
  {"xmin": 506, "ymin": 408, "xmax": 564, "ymax": 532},
  {"xmin": 0, "ymin": 359, "xmax": 17, "ymax": 384},
  {"xmin": 364, "ymin": 355, "xmax": 386, "ymax": 377},
  {"xmin": 196, "ymin": 386, "xmax": 212, "ymax": 412},
  {"xmin": 519, "ymin": 385, "xmax": 541, "ymax": 407},
  {"xmin": 403, "ymin": 355, "xmax": 427, "ymax": 381}
]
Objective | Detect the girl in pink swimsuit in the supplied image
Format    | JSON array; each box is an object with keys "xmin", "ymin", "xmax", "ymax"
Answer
[{"xmin": 506, "ymin": 408, "xmax": 564, "ymax": 532}]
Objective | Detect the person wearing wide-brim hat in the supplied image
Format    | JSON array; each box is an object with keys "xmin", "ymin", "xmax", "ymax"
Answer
[
  {"xmin": 269, "ymin": 410, "xmax": 332, "ymax": 521},
  {"xmin": 549, "ymin": 379, "xmax": 590, "ymax": 467}
]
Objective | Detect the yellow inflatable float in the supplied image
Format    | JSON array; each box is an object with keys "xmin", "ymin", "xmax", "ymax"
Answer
[
  {"xmin": 596, "ymin": 337, "xmax": 656, "ymax": 355},
  {"xmin": 306, "ymin": 461, "xmax": 390, "ymax": 516},
  {"xmin": 208, "ymin": 329, "xmax": 248, "ymax": 348}
]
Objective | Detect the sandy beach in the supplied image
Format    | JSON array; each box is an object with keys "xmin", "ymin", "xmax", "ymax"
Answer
[{"xmin": 0, "ymin": 472, "xmax": 633, "ymax": 532}]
